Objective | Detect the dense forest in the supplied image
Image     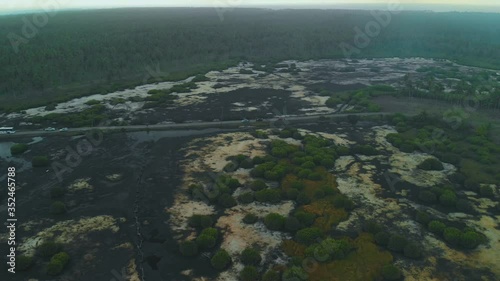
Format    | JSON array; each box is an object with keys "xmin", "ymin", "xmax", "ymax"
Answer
[{"xmin": 1, "ymin": 8, "xmax": 500, "ymax": 111}]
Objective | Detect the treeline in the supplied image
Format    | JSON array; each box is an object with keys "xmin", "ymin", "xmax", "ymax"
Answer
[{"xmin": 1, "ymin": 8, "xmax": 500, "ymax": 111}]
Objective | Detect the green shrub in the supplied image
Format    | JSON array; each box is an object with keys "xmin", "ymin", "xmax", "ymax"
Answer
[
  {"xmin": 196, "ymin": 235, "xmax": 216, "ymax": 249},
  {"xmin": 255, "ymin": 189, "xmax": 281, "ymax": 204},
  {"xmin": 46, "ymin": 252, "xmax": 70, "ymax": 276},
  {"xmin": 32, "ymin": 156, "xmax": 50, "ymax": 167},
  {"xmin": 283, "ymin": 266, "xmax": 308, "ymax": 280},
  {"xmin": 211, "ymin": 249, "xmax": 231, "ymax": 270},
  {"xmin": 264, "ymin": 213, "xmax": 286, "ymax": 231},
  {"xmin": 10, "ymin": 143, "xmax": 28, "ymax": 155},
  {"xmin": 238, "ymin": 192, "xmax": 254, "ymax": 204},
  {"xmin": 382, "ymin": 264, "xmax": 402, "ymax": 281},
  {"xmin": 179, "ymin": 240, "xmax": 198, "ymax": 257},
  {"xmin": 364, "ymin": 220, "xmax": 383, "ymax": 235},
  {"xmin": 262, "ymin": 270, "xmax": 280, "ymax": 281},
  {"xmin": 243, "ymin": 213, "xmax": 258, "ymax": 224},
  {"xmin": 295, "ymin": 227, "xmax": 322, "ymax": 245},
  {"xmin": 294, "ymin": 211, "xmax": 316, "ymax": 227},
  {"xmin": 286, "ymin": 188, "xmax": 299, "ymax": 200},
  {"xmin": 250, "ymin": 180, "xmax": 267, "ymax": 191},
  {"xmin": 333, "ymin": 195, "xmax": 355, "ymax": 210},
  {"xmin": 387, "ymin": 234, "xmax": 407, "ymax": 253},
  {"xmin": 285, "ymin": 217, "xmax": 301, "ymax": 233},
  {"xmin": 304, "ymin": 238, "xmax": 352, "ymax": 261},
  {"xmin": 188, "ymin": 215, "xmax": 213, "ymax": 229},
  {"xmin": 417, "ymin": 158, "xmax": 444, "ymax": 171},
  {"xmin": 418, "ymin": 190, "xmax": 437, "ymax": 204},
  {"xmin": 459, "ymin": 231, "xmax": 482, "ymax": 249},
  {"xmin": 403, "ymin": 242, "xmax": 422, "ymax": 259},
  {"xmin": 374, "ymin": 231, "xmax": 391, "ymax": 246},
  {"xmin": 200, "ymin": 227, "xmax": 218, "ymax": 239},
  {"xmin": 443, "ymin": 227, "xmax": 461, "ymax": 245},
  {"xmin": 50, "ymin": 187, "xmax": 66, "ymax": 199},
  {"xmin": 439, "ymin": 190, "xmax": 457, "ymax": 208},
  {"xmin": 415, "ymin": 211, "xmax": 431, "ymax": 225},
  {"xmin": 37, "ymin": 242, "xmax": 63, "ymax": 258},
  {"xmin": 241, "ymin": 248, "xmax": 262, "ymax": 266},
  {"xmin": 296, "ymin": 192, "xmax": 311, "ymax": 205},
  {"xmin": 428, "ymin": 220, "xmax": 446, "ymax": 235},
  {"xmin": 50, "ymin": 201, "xmax": 66, "ymax": 215},
  {"xmin": 240, "ymin": 158, "xmax": 254, "ymax": 169},
  {"xmin": 455, "ymin": 199, "xmax": 473, "ymax": 213},
  {"xmin": 240, "ymin": 266, "xmax": 259, "ymax": 281},
  {"xmin": 479, "ymin": 186, "xmax": 494, "ymax": 198},
  {"xmin": 218, "ymin": 194, "xmax": 237, "ymax": 208},
  {"xmin": 17, "ymin": 255, "xmax": 34, "ymax": 271}
]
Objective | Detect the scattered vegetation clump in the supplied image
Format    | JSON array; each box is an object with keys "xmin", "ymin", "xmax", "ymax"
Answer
[
  {"xmin": 417, "ymin": 158, "xmax": 444, "ymax": 171},
  {"xmin": 381, "ymin": 264, "xmax": 402, "ymax": 281},
  {"xmin": 50, "ymin": 187, "xmax": 66, "ymax": 199},
  {"xmin": 10, "ymin": 143, "xmax": 28, "ymax": 155},
  {"xmin": 264, "ymin": 213, "xmax": 286, "ymax": 231},
  {"xmin": 387, "ymin": 234, "xmax": 407, "ymax": 253},
  {"xmin": 37, "ymin": 242, "xmax": 63, "ymax": 258},
  {"xmin": 262, "ymin": 270, "xmax": 280, "ymax": 281},
  {"xmin": 304, "ymin": 238, "xmax": 353, "ymax": 262},
  {"xmin": 179, "ymin": 240, "xmax": 198, "ymax": 257},
  {"xmin": 254, "ymin": 189, "xmax": 281, "ymax": 203},
  {"xmin": 243, "ymin": 213, "xmax": 259, "ymax": 224},
  {"xmin": 217, "ymin": 193, "xmax": 237, "ymax": 208},
  {"xmin": 295, "ymin": 227, "xmax": 323, "ymax": 245},
  {"xmin": 241, "ymin": 248, "xmax": 262, "ymax": 266},
  {"xmin": 50, "ymin": 201, "xmax": 67, "ymax": 215},
  {"xmin": 188, "ymin": 214, "xmax": 213, "ymax": 229},
  {"xmin": 17, "ymin": 255, "xmax": 34, "ymax": 271},
  {"xmin": 195, "ymin": 228, "xmax": 218, "ymax": 250},
  {"xmin": 238, "ymin": 192, "xmax": 254, "ymax": 204},
  {"xmin": 239, "ymin": 266, "xmax": 259, "ymax": 281},
  {"xmin": 211, "ymin": 249, "xmax": 231, "ymax": 270},
  {"xmin": 249, "ymin": 180, "xmax": 267, "ymax": 191},
  {"xmin": 32, "ymin": 156, "xmax": 50, "ymax": 167},
  {"xmin": 46, "ymin": 252, "xmax": 70, "ymax": 276}
]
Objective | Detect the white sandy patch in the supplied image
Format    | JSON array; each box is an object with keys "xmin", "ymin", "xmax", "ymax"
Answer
[
  {"xmin": 68, "ymin": 178, "xmax": 94, "ymax": 192},
  {"xmin": 17, "ymin": 216, "xmax": 122, "ymax": 256},
  {"xmin": 215, "ymin": 201, "xmax": 294, "ymax": 281},
  {"xmin": 389, "ymin": 153, "xmax": 455, "ymax": 188}
]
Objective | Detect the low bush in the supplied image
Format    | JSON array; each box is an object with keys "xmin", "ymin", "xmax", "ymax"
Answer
[
  {"xmin": 243, "ymin": 213, "xmax": 258, "ymax": 224},
  {"xmin": 50, "ymin": 201, "xmax": 66, "ymax": 215},
  {"xmin": 179, "ymin": 240, "xmax": 198, "ymax": 257},
  {"xmin": 241, "ymin": 248, "xmax": 262, "ymax": 266},
  {"xmin": 211, "ymin": 249, "xmax": 231, "ymax": 270},
  {"xmin": 240, "ymin": 266, "xmax": 259, "ymax": 281},
  {"xmin": 188, "ymin": 215, "xmax": 213, "ymax": 229},
  {"xmin": 10, "ymin": 143, "xmax": 28, "ymax": 155},
  {"xmin": 382, "ymin": 264, "xmax": 402, "ymax": 281},
  {"xmin": 264, "ymin": 213, "xmax": 285, "ymax": 231}
]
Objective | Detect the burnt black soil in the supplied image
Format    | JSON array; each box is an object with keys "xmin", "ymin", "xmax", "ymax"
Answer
[
  {"xmin": 133, "ymin": 88, "xmax": 309, "ymax": 125},
  {"xmin": 0, "ymin": 129, "xmax": 228, "ymax": 281}
]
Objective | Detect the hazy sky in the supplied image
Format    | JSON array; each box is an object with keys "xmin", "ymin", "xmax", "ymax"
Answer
[{"xmin": 1, "ymin": 0, "xmax": 499, "ymax": 12}]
